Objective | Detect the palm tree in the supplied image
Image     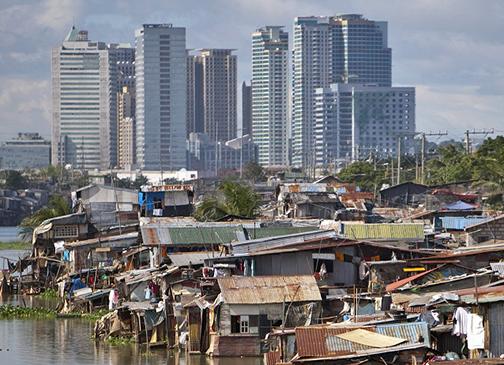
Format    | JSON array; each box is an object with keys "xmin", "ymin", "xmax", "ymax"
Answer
[
  {"xmin": 19, "ymin": 195, "xmax": 71, "ymax": 238},
  {"xmin": 193, "ymin": 181, "xmax": 260, "ymax": 221}
]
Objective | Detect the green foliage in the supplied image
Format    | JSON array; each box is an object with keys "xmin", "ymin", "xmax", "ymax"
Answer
[
  {"xmin": 105, "ymin": 336, "xmax": 135, "ymax": 346},
  {"xmin": 39, "ymin": 288, "xmax": 58, "ymax": 299},
  {"xmin": 82, "ymin": 309, "xmax": 110, "ymax": 321},
  {"xmin": 425, "ymin": 137, "xmax": 504, "ymax": 189},
  {"xmin": 338, "ymin": 161, "xmax": 386, "ymax": 192},
  {"xmin": 115, "ymin": 174, "xmax": 149, "ymax": 190},
  {"xmin": 242, "ymin": 162, "xmax": 266, "ymax": 183},
  {"xmin": 0, "ymin": 305, "xmax": 56, "ymax": 319},
  {"xmin": 20, "ymin": 194, "xmax": 71, "ymax": 236},
  {"xmin": 193, "ymin": 180, "xmax": 261, "ymax": 221},
  {"xmin": 0, "ymin": 241, "xmax": 31, "ymax": 250},
  {"xmin": 0, "ymin": 170, "xmax": 28, "ymax": 190}
]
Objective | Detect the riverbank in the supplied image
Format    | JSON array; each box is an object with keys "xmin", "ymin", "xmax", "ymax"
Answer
[
  {"xmin": 0, "ymin": 241, "xmax": 31, "ymax": 250},
  {"xmin": 0, "ymin": 295, "xmax": 263, "ymax": 365}
]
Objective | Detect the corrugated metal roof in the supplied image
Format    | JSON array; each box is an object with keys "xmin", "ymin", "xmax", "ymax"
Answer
[
  {"xmin": 245, "ymin": 226, "xmax": 318, "ymax": 240},
  {"xmin": 232, "ymin": 230, "xmax": 336, "ymax": 254},
  {"xmin": 439, "ymin": 216, "xmax": 489, "ymax": 230},
  {"xmin": 167, "ymin": 252, "xmax": 215, "ymax": 267},
  {"xmin": 341, "ymin": 223, "xmax": 424, "ymax": 240},
  {"xmin": 217, "ymin": 275, "xmax": 321, "ymax": 304},
  {"xmin": 296, "ymin": 322, "xmax": 429, "ymax": 359},
  {"xmin": 141, "ymin": 225, "xmax": 245, "ymax": 245},
  {"xmin": 465, "ymin": 214, "xmax": 504, "ymax": 230}
]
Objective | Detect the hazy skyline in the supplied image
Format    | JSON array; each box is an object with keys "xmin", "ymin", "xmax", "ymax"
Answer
[{"xmin": 1, "ymin": 0, "xmax": 503, "ymax": 142}]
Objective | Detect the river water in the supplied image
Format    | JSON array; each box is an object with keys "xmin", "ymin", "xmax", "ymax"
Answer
[
  {"xmin": 0, "ymin": 234, "xmax": 263, "ymax": 364},
  {"xmin": 0, "ymin": 226, "xmax": 21, "ymax": 242},
  {"xmin": 0, "ymin": 295, "xmax": 264, "ymax": 365}
]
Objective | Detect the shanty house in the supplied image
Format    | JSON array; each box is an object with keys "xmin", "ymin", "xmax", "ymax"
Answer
[
  {"xmin": 138, "ymin": 184, "xmax": 194, "ymax": 217},
  {"xmin": 277, "ymin": 183, "xmax": 343, "ymax": 219},
  {"xmin": 379, "ymin": 182, "xmax": 428, "ymax": 207},
  {"xmin": 32, "ymin": 212, "xmax": 89, "ymax": 249},
  {"xmin": 74, "ymin": 184, "xmax": 139, "ymax": 227},
  {"xmin": 465, "ymin": 214, "xmax": 504, "ymax": 245},
  {"xmin": 265, "ymin": 322, "xmax": 431, "ymax": 364},
  {"xmin": 208, "ymin": 275, "xmax": 322, "ymax": 357}
]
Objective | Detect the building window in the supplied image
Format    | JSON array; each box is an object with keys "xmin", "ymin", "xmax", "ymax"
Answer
[
  {"xmin": 231, "ymin": 315, "xmax": 258, "ymax": 334},
  {"xmin": 53, "ymin": 225, "xmax": 78, "ymax": 238}
]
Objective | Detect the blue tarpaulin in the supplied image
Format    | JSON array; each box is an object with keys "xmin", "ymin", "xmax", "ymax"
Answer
[
  {"xmin": 444, "ymin": 200, "xmax": 476, "ymax": 211},
  {"xmin": 138, "ymin": 191, "xmax": 165, "ymax": 211}
]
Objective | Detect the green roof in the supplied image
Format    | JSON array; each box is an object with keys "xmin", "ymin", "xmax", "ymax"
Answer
[
  {"xmin": 245, "ymin": 226, "xmax": 318, "ymax": 240},
  {"xmin": 341, "ymin": 223, "xmax": 424, "ymax": 240},
  {"xmin": 167, "ymin": 226, "xmax": 245, "ymax": 245}
]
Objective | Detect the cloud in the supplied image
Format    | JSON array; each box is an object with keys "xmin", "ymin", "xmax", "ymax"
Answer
[
  {"xmin": 0, "ymin": 78, "xmax": 51, "ymax": 139},
  {"xmin": 415, "ymin": 85, "xmax": 504, "ymax": 140},
  {"xmin": 0, "ymin": 0, "xmax": 503, "ymax": 142}
]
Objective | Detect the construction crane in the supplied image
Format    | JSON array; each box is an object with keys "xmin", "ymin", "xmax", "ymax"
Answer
[
  {"xmin": 420, "ymin": 131, "xmax": 448, "ymax": 184},
  {"xmin": 464, "ymin": 129, "xmax": 494, "ymax": 154}
]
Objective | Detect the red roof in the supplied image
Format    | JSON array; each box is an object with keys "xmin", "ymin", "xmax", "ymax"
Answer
[{"xmin": 386, "ymin": 267, "xmax": 439, "ymax": 292}]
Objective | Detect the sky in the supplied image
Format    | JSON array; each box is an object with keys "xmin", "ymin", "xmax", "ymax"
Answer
[{"xmin": 1, "ymin": 0, "xmax": 504, "ymax": 143}]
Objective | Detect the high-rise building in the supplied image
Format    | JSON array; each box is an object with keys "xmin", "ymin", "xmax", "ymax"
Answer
[
  {"xmin": 112, "ymin": 43, "xmax": 135, "ymax": 89},
  {"xmin": 117, "ymin": 86, "xmax": 135, "ymax": 169},
  {"xmin": 135, "ymin": 24, "xmax": 187, "ymax": 171},
  {"xmin": 0, "ymin": 133, "xmax": 51, "ymax": 170},
  {"xmin": 186, "ymin": 52, "xmax": 204, "ymax": 135},
  {"xmin": 188, "ymin": 49, "xmax": 237, "ymax": 143},
  {"xmin": 313, "ymin": 84, "xmax": 415, "ymax": 170},
  {"xmin": 251, "ymin": 26, "xmax": 289, "ymax": 168},
  {"xmin": 241, "ymin": 81, "xmax": 252, "ymax": 137},
  {"xmin": 52, "ymin": 27, "xmax": 118, "ymax": 170},
  {"xmin": 292, "ymin": 14, "xmax": 392, "ymax": 168}
]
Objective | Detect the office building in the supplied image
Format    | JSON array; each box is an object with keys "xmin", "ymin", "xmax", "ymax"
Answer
[
  {"xmin": 241, "ymin": 81, "xmax": 252, "ymax": 137},
  {"xmin": 252, "ymin": 26, "xmax": 289, "ymax": 168},
  {"xmin": 292, "ymin": 14, "xmax": 392, "ymax": 167},
  {"xmin": 112, "ymin": 43, "xmax": 135, "ymax": 89},
  {"xmin": 0, "ymin": 133, "xmax": 51, "ymax": 170},
  {"xmin": 313, "ymin": 84, "xmax": 415, "ymax": 170},
  {"xmin": 187, "ymin": 49, "xmax": 237, "ymax": 142},
  {"xmin": 186, "ymin": 52, "xmax": 204, "ymax": 135},
  {"xmin": 135, "ymin": 24, "xmax": 187, "ymax": 171},
  {"xmin": 52, "ymin": 27, "xmax": 118, "ymax": 170},
  {"xmin": 117, "ymin": 86, "xmax": 135, "ymax": 169}
]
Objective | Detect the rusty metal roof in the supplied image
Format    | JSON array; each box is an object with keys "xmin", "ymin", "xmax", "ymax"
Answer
[
  {"xmin": 217, "ymin": 275, "xmax": 321, "ymax": 305},
  {"xmin": 295, "ymin": 322, "xmax": 430, "ymax": 359}
]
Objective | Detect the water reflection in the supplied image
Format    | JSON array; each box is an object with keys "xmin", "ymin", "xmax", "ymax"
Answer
[{"xmin": 0, "ymin": 296, "xmax": 263, "ymax": 365}]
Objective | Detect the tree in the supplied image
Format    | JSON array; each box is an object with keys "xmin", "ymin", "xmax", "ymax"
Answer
[
  {"xmin": 242, "ymin": 162, "xmax": 265, "ymax": 183},
  {"xmin": 193, "ymin": 180, "xmax": 261, "ymax": 221},
  {"xmin": 1, "ymin": 170, "xmax": 28, "ymax": 190},
  {"xmin": 338, "ymin": 161, "xmax": 386, "ymax": 192},
  {"xmin": 20, "ymin": 195, "xmax": 71, "ymax": 237}
]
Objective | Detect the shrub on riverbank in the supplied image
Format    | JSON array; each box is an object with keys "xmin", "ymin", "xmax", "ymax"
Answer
[
  {"xmin": 0, "ymin": 305, "xmax": 56, "ymax": 319},
  {"xmin": 0, "ymin": 241, "xmax": 31, "ymax": 250}
]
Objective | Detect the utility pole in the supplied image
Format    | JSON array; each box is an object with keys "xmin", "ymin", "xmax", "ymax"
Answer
[
  {"xmin": 464, "ymin": 129, "xmax": 494, "ymax": 154},
  {"xmin": 420, "ymin": 131, "xmax": 448, "ymax": 184},
  {"xmin": 396, "ymin": 137, "xmax": 401, "ymax": 185}
]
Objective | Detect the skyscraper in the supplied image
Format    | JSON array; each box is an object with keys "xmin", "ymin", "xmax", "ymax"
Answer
[
  {"xmin": 117, "ymin": 86, "xmax": 135, "ymax": 169},
  {"xmin": 135, "ymin": 24, "xmax": 187, "ymax": 171},
  {"xmin": 112, "ymin": 43, "xmax": 135, "ymax": 90},
  {"xmin": 186, "ymin": 52, "xmax": 204, "ymax": 135},
  {"xmin": 292, "ymin": 14, "xmax": 392, "ymax": 168},
  {"xmin": 52, "ymin": 27, "xmax": 118, "ymax": 170},
  {"xmin": 241, "ymin": 81, "xmax": 252, "ymax": 137},
  {"xmin": 188, "ymin": 49, "xmax": 237, "ymax": 143},
  {"xmin": 251, "ymin": 26, "xmax": 289, "ymax": 168}
]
